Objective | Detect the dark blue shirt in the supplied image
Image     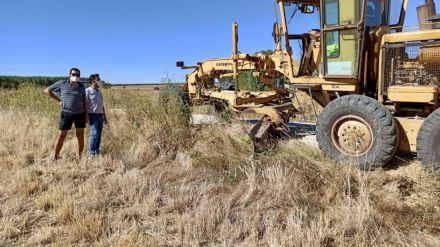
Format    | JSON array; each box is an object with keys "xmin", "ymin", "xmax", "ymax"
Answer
[{"xmin": 48, "ymin": 80, "xmax": 86, "ymax": 114}]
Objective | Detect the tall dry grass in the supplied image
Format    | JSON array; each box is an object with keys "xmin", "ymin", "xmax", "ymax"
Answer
[{"xmin": 0, "ymin": 85, "xmax": 439, "ymax": 246}]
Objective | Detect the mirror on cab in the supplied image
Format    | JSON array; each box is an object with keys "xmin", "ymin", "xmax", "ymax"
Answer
[
  {"xmin": 176, "ymin": 61, "xmax": 185, "ymax": 68},
  {"xmin": 299, "ymin": 4, "xmax": 315, "ymax": 14}
]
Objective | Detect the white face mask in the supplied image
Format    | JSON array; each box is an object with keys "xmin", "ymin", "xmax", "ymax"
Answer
[
  {"xmin": 70, "ymin": 76, "xmax": 80, "ymax": 83},
  {"xmin": 96, "ymin": 80, "xmax": 103, "ymax": 87}
]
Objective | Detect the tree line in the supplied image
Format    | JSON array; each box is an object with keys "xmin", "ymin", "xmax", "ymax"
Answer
[
  {"xmin": 0, "ymin": 76, "xmax": 110, "ymax": 89},
  {"xmin": 218, "ymin": 50, "xmax": 286, "ymax": 91}
]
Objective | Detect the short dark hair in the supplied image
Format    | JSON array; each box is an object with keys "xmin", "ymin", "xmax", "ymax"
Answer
[
  {"xmin": 89, "ymin": 74, "xmax": 100, "ymax": 83},
  {"xmin": 70, "ymin": 67, "xmax": 80, "ymax": 75}
]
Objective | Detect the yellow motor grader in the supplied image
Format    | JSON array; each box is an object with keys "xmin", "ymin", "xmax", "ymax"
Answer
[{"xmin": 169, "ymin": 0, "xmax": 440, "ymax": 170}]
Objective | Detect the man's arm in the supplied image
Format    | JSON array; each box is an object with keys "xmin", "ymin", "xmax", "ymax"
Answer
[
  {"xmin": 44, "ymin": 83, "xmax": 61, "ymax": 103},
  {"xmin": 83, "ymin": 93, "xmax": 89, "ymax": 124},
  {"xmin": 101, "ymin": 90, "xmax": 108, "ymax": 124},
  {"xmin": 103, "ymin": 105, "xmax": 108, "ymax": 124}
]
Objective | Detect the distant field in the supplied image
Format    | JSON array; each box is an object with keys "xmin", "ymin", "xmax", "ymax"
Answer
[{"xmin": 110, "ymin": 83, "xmax": 183, "ymax": 91}]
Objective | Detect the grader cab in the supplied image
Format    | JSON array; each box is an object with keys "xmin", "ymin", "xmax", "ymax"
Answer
[{"xmin": 172, "ymin": 0, "xmax": 440, "ymax": 170}]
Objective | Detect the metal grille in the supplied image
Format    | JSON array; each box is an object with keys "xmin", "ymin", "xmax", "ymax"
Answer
[{"xmin": 382, "ymin": 41, "xmax": 440, "ymax": 95}]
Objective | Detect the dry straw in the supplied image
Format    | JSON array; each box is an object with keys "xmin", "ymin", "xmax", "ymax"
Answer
[{"xmin": 0, "ymin": 85, "xmax": 439, "ymax": 246}]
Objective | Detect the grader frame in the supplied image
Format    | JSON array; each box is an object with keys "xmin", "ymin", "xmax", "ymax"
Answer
[{"xmin": 176, "ymin": 0, "xmax": 440, "ymax": 170}]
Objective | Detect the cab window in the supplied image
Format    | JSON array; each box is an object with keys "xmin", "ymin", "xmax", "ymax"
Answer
[
  {"xmin": 389, "ymin": 0, "xmax": 404, "ymax": 26},
  {"xmin": 324, "ymin": 0, "xmax": 362, "ymax": 26},
  {"xmin": 365, "ymin": 0, "xmax": 390, "ymax": 27},
  {"xmin": 326, "ymin": 31, "xmax": 340, "ymax": 58},
  {"xmin": 325, "ymin": 0, "xmax": 339, "ymax": 26}
]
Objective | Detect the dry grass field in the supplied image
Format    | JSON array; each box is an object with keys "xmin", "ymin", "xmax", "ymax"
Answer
[{"xmin": 0, "ymin": 84, "xmax": 439, "ymax": 246}]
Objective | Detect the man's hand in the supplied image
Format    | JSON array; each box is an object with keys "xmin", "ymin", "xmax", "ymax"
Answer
[
  {"xmin": 104, "ymin": 116, "xmax": 108, "ymax": 125},
  {"xmin": 59, "ymin": 101, "xmax": 63, "ymax": 108},
  {"xmin": 86, "ymin": 114, "xmax": 90, "ymax": 125},
  {"xmin": 44, "ymin": 88, "xmax": 61, "ymax": 103}
]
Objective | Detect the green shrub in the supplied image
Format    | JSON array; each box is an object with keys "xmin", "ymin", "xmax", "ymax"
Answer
[{"xmin": 0, "ymin": 84, "xmax": 59, "ymax": 118}]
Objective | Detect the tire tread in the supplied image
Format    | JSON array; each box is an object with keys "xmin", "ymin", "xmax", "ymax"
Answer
[
  {"xmin": 417, "ymin": 109, "xmax": 440, "ymax": 170},
  {"xmin": 316, "ymin": 95, "xmax": 398, "ymax": 170}
]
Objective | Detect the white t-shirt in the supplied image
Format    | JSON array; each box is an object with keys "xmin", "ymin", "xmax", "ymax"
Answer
[{"xmin": 85, "ymin": 87, "xmax": 104, "ymax": 114}]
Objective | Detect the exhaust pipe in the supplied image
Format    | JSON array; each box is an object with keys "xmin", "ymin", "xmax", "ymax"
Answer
[{"xmin": 417, "ymin": 0, "xmax": 437, "ymax": 30}]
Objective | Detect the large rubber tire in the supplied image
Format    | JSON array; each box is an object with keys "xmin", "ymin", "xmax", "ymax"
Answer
[
  {"xmin": 157, "ymin": 85, "xmax": 190, "ymax": 112},
  {"xmin": 316, "ymin": 95, "xmax": 398, "ymax": 170},
  {"xmin": 416, "ymin": 108, "xmax": 440, "ymax": 170}
]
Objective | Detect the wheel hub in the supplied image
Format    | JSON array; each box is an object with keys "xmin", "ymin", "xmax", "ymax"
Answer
[{"xmin": 331, "ymin": 115, "xmax": 373, "ymax": 156}]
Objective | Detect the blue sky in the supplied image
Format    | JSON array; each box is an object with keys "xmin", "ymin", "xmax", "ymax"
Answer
[{"xmin": 0, "ymin": 0, "xmax": 437, "ymax": 83}]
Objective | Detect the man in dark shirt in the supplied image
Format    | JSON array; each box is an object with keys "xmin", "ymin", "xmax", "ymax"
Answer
[{"xmin": 44, "ymin": 68, "xmax": 89, "ymax": 160}]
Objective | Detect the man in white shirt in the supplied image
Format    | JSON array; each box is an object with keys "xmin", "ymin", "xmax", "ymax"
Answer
[{"xmin": 86, "ymin": 74, "xmax": 107, "ymax": 156}]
